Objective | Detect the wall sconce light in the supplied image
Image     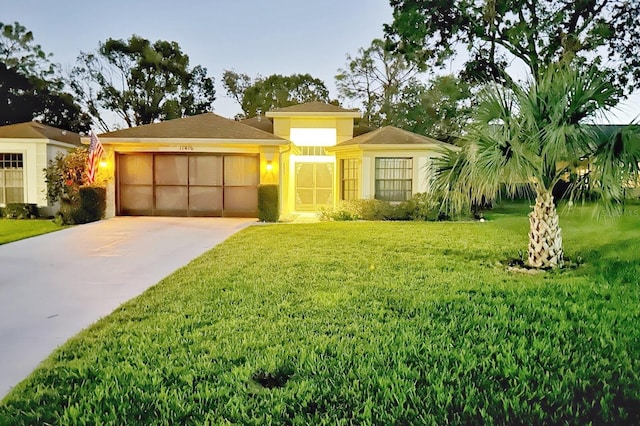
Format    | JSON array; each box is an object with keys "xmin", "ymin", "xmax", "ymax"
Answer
[
  {"xmin": 99, "ymin": 160, "xmax": 108, "ymax": 168},
  {"xmin": 266, "ymin": 160, "xmax": 273, "ymax": 172}
]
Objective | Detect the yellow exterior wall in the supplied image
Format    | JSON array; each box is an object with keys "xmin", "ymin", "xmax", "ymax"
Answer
[
  {"xmin": 272, "ymin": 117, "xmax": 354, "ymax": 146},
  {"xmin": 271, "ymin": 115, "xmax": 357, "ymax": 215}
]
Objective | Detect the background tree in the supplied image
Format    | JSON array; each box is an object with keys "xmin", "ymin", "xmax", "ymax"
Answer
[
  {"xmin": 385, "ymin": 0, "xmax": 640, "ymax": 94},
  {"xmin": 222, "ymin": 71, "xmax": 333, "ymax": 119},
  {"xmin": 0, "ymin": 22, "xmax": 90, "ymax": 132},
  {"xmin": 387, "ymin": 75, "xmax": 472, "ymax": 142},
  {"xmin": 70, "ymin": 35, "xmax": 216, "ymax": 131},
  {"xmin": 433, "ymin": 65, "xmax": 640, "ymax": 269},
  {"xmin": 335, "ymin": 38, "xmax": 419, "ymax": 126}
]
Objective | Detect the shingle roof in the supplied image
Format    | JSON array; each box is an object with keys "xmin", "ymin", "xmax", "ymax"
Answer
[
  {"xmin": 241, "ymin": 116, "xmax": 274, "ymax": 134},
  {"xmin": 99, "ymin": 113, "xmax": 285, "ymax": 141},
  {"xmin": 0, "ymin": 121, "xmax": 81, "ymax": 145},
  {"xmin": 266, "ymin": 101, "xmax": 361, "ymax": 117},
  {"xmin": 335, "ymin": 126, "xmax": 452, "ymax": 147}
]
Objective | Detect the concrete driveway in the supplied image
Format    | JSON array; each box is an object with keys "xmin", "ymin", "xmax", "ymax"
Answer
[{"xmin": 0, "ymin": 217, "xmax": 254, "ymax": 399}]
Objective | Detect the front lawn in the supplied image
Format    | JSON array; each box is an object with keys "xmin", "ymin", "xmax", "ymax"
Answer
[
  {"xmin": 0, "ymin": 219, "xmax": 64, "ymax": 245},
  {"xmin": 1, "ymin": 205, "xmax": 639, "ymax": 424}
]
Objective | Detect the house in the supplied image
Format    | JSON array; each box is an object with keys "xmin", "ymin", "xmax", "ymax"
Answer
[
  {"xmin": 87, "ymin": 102, "xmax": 456, "ymax": 218},
  {"xmin": 0, "ymin": 121, "xmax": 82, "ymax": 214}
]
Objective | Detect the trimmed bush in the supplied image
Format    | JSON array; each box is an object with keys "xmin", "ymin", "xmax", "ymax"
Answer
[
  {"xmin": 57, "ymin": 187, "xmax": 106, "ymax": 225},
  {"xmin": 258, "ymin": 184, "xmax": 279, "ymax": 222},
  {"xmin": 321, "ymin": 194, "xmax": 448, "ymax": 221},
  {"xmin": 3, "ymin": 203, "xmax": 39, "ymax": 219}
]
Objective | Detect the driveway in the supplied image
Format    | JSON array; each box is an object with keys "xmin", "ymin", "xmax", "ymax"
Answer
[{"xmin": 0, "ymin": 217, "xmax": 254, "ymax": 399}]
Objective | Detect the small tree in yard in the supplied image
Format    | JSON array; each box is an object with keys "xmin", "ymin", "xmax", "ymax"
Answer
[
  {"xmin": 434, "ymin": 65, "xmax": 640, "ymax": 269},
  {"xmin": 44, "ymin": 147, "xmax": 106, "ymax": 224}
]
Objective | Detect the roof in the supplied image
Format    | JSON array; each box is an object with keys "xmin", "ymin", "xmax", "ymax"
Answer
[
  {"xmin": 0, "ymin": 121, "xmax": 81, "ymax": 145},
  {"xmin": 266, "ymin": 101, "xmax": 361, "ymax": 118},
  {"xmin": 98, "ymin": 113, "xmax": 285, "ymax": 142},
  {"xmin": 241, "ymin": 116, "xmax": 274, "ymax": 134},
  {"xmin": 334, "ymin": 126, "xmax": 453, "ymax": 148}
]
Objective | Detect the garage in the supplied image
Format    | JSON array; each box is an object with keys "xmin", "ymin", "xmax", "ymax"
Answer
[{"xmin": 117, "ymin": 153, "xmax": 259, "ymax": 217}]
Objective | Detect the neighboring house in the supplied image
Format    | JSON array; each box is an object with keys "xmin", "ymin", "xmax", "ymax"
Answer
[
  {"xmin": 0, "ymin": 121, "xmax": 81, "ymax": 214},
  {"xmin": 88, "ymin": 102, "xmax": 456, "ymax": 218}
]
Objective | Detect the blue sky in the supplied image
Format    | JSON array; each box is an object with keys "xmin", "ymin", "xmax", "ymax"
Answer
[{"xmin": 3, "ymin": 0, "xmax": 638, "ymax": 124}]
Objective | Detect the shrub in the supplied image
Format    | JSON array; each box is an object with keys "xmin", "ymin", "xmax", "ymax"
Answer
[
  {"xmin": 258, "ymin": 184, "xmax": 279, "ymax": 222},
  {"xmin": 321, "ymin": 194, "xmax": 448, "ymax": 222},
  {"xmin": 57, "ymin": 187, "xmax": 106, "ymax": 225},
  {"xmin": 3, "ymin": 203, "xmax": 39, "ymax": 219}
]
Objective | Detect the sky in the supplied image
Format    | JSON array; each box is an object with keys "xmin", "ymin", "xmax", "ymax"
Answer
[{"xmin": 3, "ymin": 0, "xmax": 639, "ymax": 125}]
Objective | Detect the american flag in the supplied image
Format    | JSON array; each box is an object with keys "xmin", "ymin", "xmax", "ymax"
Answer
[{"xmin": 86, "ymin": 131, "xmax": 105, "ymax": 184}]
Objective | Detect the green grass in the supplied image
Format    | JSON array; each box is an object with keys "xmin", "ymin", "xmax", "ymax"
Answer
[
  {"xmin": 1, "ymin": 205, "xmax": 639, "ymax": 424},
  {"xmin": 0, "ymin": 219, "xmax": 64, "ymax": 245}
]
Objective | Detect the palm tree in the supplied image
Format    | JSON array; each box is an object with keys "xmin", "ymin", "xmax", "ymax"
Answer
[{"xmin": 434, "ymin": 65, "xmax": 640, "ymax": 269}]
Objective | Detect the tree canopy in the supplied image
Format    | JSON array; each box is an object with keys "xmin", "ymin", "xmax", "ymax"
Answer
[
  {"xmin": 222, "ymin": 71, "xmax": 333, "ymax": 119},
  {"xmin": 335, "ymin": 39, "xmax": 472, "ymax": 141},
  {"xmin": 335, "ymin": 38, "xmax": 419, "ymax": 126},
  {"xmin": 0, "ymin": 22, "xmax": 91, "ymax": 132},
  {"xmin": 386, "ymin": 75, "xmax": 472, "ymax": 143},
  {"xmin": 71, "ymin": 35, "xmax": 216, "ymax": 131},
  {"xmin": 385, "ymin": 0, "xmax": 640, "ymax": 93}
]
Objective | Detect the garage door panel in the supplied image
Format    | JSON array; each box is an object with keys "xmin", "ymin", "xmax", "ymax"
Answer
[
  {"xmin": 190, "ymin": 156, "xmax": 222, "ymax": 185},
  {"xmin": 189, "ymin": 186, "xmax": 223, "ymax": 214},
  {"xmin": 224, "ymin": 156, "xmax": 259, "ymax": 186},
  {"xmin": 224, "ymin": 187, "xmax": 258, "ymax": 216},
  {"xmin": 120, "ymin": 154, "xmax": 153, "ymax": 184},
  {"xmin": 120, "ymin": 185, "xmax": 153, "ymax": 212},
  {"xmin": 155, "ymin": 155, "xmax": 188, "ymax": 185},
  {"xmin": 155, "ymin": 186, "xmax": 188, "ymax": 211}
]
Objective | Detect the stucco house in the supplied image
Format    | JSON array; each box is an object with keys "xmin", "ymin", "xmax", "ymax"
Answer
[
  {"xmin": 0, "ymin": 121, "xmax": 81, "ymax": 214},
  {"xmin": 86, "ymin": 102, "xmax": 455, "ymax": 218}
]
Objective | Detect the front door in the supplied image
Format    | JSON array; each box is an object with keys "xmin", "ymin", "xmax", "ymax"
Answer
[{"xmin": 295, "ymin": 162, "xmax": 334, "ymax": 211}]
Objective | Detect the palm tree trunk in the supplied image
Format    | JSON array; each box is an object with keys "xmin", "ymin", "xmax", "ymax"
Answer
[{"xmin": 528, "ymin": 191, "xmax": 564, "ymax": 268}]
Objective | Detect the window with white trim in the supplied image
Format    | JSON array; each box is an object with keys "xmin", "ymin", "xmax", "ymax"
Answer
[
  {"xmin": 375, "ymin": 157, "xmax": 412, "ymax": 202},
  {"xmin": 0, "ymin": 153, "xmax": 24, "ymax": 204},
  {"xmin": 340, "ymin": 158, "xmax": 359, "ymax": 201}
]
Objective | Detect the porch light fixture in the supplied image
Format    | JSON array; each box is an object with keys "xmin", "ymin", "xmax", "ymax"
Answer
[
  {"xmin": 99, "ymin": 160, "xmax": 108, "ymax": 168},
  {"xmin": 266, "ymin": 160, "xmax": 273, "ymax": 172}
]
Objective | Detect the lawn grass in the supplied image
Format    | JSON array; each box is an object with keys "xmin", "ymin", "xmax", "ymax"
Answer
[
  {"xmin": 1, "ymin": 204, "xmax": 639, "ymax": 424},
  {"xmin": 0, "ymin": 219, "xmax": 64, "ymax": 245}
]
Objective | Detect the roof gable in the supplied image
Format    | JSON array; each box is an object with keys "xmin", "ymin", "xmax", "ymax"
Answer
[
  {"xmin": 99, "ymin": 113, "xmax": 285, "ymax": 141},
  {"xmin": 335, "ymin": 126, "xmax": 452, "ymax": 147},
  {"xmin": 0, "ymin": 122, "xmax": 81, "ymax": 145}
]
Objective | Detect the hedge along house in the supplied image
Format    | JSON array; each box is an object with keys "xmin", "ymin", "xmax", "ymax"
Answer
[
  {"xmin": 0, "ymin": 121, "xmax": 82, "ymax": 214},
  {"xmin": 89, "ymin": 101, "xmax": 456, "ymax": 219}
]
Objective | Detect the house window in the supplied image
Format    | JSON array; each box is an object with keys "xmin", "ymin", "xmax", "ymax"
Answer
[
  {"xmin": 375, "ymin": 157, "xmax": 412, "ymax": 202},
  {"xmin": 299, "ymin": 146, "xmax": 327, "ymax": 156},
  {"xmin": 0, "ymin": 153, "xmax": 24, "ymax": 204},
  {"xmin": 341, "ymin": 158, "xmax": 359, "ymax": 201}
]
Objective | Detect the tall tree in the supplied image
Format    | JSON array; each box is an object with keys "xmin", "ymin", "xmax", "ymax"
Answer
[
  {"xmin": 0, "ymin": 22, "xmax": 90, "ymax": 132},
  {"xmin": 388, "ymin": 75, "xmax": 472, "ymax": 142},
  {"xmin": 434, "ymin": 64, "xmax": 640, "ymax": 269},
  {"xmin": 385, "ymin": 0, "xmax": 640, "ymax": 93},
  {"xmin": 70, "ymin": 35, "xmax": 216, "ymax": 131},
  {"xmin": 335, "ymin": 38, "xmax": 419, "ymax": 126},
  {"xmin": 222, "ymin": 71, "xmax": 333, "ymax": 119}
]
